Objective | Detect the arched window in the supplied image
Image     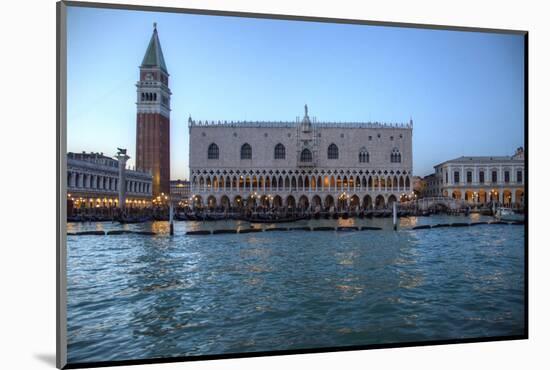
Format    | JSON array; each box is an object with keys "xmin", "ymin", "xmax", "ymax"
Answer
[
  {"xmin": 274, "ymin": 143, "xmax": 286, "ymax": 159},
  {"xmin": 328, "ymin": 143, "xmax": 339, "ymax": 160},
  {"xmin": 241, "ymin": 143, "xmax": 252, "ymax": 160},
  {"xmin": 391, "ymin": 148, "xmax": 401, "ymax": 163},
  {"xmin": 207, "ymin": 143, "xmax": 219, "ymax": 159},
  {"xmin": 300, "ymin": 148, "xmax": 313, "ymax": 162},
  {"xmin": 359, "ymin": 147, "xmax": 370, "ymax": 163}
]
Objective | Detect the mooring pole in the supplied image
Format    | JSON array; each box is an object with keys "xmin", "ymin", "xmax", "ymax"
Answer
[
  {"xmin": 169, "ymin": 201, "xmax": 174, "ymax": 236},
  {"xmin": 393, "ymin": 201, "xmax": 397, "ymax": 231}
]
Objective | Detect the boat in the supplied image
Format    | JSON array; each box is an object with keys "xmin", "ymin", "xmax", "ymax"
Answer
[
  {"xmin": 205, "ymin": 213, "xmax": 226, "ymax": 221},
  {"xmin": 494, "ymin": 207, "xmax": 524, "ymax": 222},
  {"xmin": 245, "ymin": 215, "xmax": 308, "ymax": 223},
  {"xmin": 116, "ymin": 215, "xmax": 151, "ymax": 224}
]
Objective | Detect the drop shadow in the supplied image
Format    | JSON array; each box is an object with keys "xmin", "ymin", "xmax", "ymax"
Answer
[{"xmin": 34, "ymin": 353, "xmax": 56, "ymax": 367}]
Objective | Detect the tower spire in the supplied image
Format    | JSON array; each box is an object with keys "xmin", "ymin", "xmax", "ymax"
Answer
[
  {"xmin": 304, "ymin": 104, "xmax": 308, "ymax": 117},
  {"xmin": 141, "ymin": 23, "xmax": 168, "ymax": 73}
]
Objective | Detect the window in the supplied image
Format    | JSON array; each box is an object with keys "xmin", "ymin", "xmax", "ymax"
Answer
[
  {"xmin": 300, "ymin": 149, "xmax": 312, "ymax": 162},
  {"xmin": 240, "ymin": 143, "xmax": 252, "ymax": 160},
  {"xmin": 390, "ymin": 148, "xmax": 401, "ymax": 163},
  {"xmin": 454, "ymin": 171, "xmax": 460, "ymax": 184},
  {"xmin": 479, "ymin": 171, "xmax": 485, "ymax": 184},
  {"xmin": 445, "ymin": 172, "xmax": 448, "ymax": 184},
  {"xmin": 328, "ymin": 144, "xmax": 339, "ymax": 159},
  {"xmin": 359, "ymin": 148, "xmax": 370, "ymax": 163},
  {"xmin": 492, "ymin": 171, "xmax": 498, "ymax": 183},
  {"xmin": 368, "ymin": 136, "xmax": 372, "ymax": 141},
  {"xmin": 517, "ymin": 171, "xmax": 523, "ymax": 183},
  {"xmin": 207, "ymin": 143, "xmax": 219, "ymax": 160},
  {"xmin": 274, "ymin": 143, "xmax": 286, "ymax": 160},
  {"xmin": 504, "ymin": 171, "xmax": 510, "ymax": 183},
  {"xmin": 467, "ymin": 171, "xmax": 472, "ymax": 183}
]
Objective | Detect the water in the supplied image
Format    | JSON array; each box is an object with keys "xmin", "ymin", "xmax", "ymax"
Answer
[{"xmin": 66, "ymin": 215, "xmax": 525, "ymax": 364}]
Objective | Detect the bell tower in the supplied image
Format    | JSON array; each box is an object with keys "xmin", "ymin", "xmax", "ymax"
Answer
[{"xmin": 136, "ymin": 23, "xmax": 171, "ymax": 197}]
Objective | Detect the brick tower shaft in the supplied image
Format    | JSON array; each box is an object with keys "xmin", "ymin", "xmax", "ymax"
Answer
[{"xmin": 135, "ymin": 23, "xmax": 171, "ymax": 197}]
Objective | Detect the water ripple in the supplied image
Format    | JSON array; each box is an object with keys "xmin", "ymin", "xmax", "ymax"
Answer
[{"xmin": 67, "ymin": 216, "xmax": 524, "ymax": 363}]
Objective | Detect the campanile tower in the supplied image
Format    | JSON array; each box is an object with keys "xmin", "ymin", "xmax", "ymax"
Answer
[{"xmin": 136, "ymin": 23, "xmax": 171, "ymax": 197}]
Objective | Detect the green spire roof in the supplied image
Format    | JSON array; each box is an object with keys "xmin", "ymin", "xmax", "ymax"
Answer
[{"xmin": 141, "ymin": 23, "xmax": 168, "ymax": 73}]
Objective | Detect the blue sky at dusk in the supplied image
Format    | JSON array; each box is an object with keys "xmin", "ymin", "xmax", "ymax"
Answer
[{"xmin": 66, "ymin": 6, "xmax": 525, "ymax": 179}]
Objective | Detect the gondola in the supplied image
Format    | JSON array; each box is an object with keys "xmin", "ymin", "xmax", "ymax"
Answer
[
  {"xmin": 116, "ymin": 215, "xmax": 151, "ymax": 224},
  {"xmin": 245, "ymin": 215, "xmax": 308, "ymax": 223}
]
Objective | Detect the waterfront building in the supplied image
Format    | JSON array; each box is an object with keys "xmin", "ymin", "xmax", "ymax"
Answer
[
  {"xmin": 170, "ymin": 179, "xmax": 191, "ymax": 207},
  {"xmin": 425, "ymin": 147, "xmax": 525, "ymax": 206},
  {"xmin": 412, "ymin": 176, "xmax": 424, "ymax": 198},
  {"xmin": 188, "ymin": 105, "xmax": 413, "ymax": 210},
  {"xmin": 135, "ymin": 23, "xmax": 171, "ymax": 197},
  {"xmin": 67, "ymin": 151, "xmax": 153, "ymax": 209},
  {"xmin": 421, "ymin": 173, "xmax": 438, "ymax": 197}
]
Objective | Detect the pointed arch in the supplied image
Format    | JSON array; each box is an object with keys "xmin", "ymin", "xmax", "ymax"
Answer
[
  {"xmin": 240, "ymin": 143, "xmax": 252, "ymax": 160},
  {"xmin": 274, "ymin": 143, "xmax": 286, "ymax": 159},
  {"xmin": 328, "ymin": 143, "xmax": 339, "ymax": 159},
  {"xmin": 359, "ymin": 147, "xmax": 369, "ymax": 163},
  {"xmin": 391, "ymin": 147, "xmax": 402, "ymax": 163},
  {"xmin": 207, "ymin": 143, "xmax": 219, "ymax": 159},
  {"xmin": 300, "ymin": 148, "xmax": 313, "ymax": 162}
]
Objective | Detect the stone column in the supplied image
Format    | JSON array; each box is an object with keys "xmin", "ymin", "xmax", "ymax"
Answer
[{"xmin": 116, "ymin": 150, "xmax": 130, "ymax": 209}]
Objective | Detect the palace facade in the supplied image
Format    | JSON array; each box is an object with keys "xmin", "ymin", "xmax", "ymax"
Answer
[
  {"xmin": 189, "ymin": 106, "xmax": 413, "ymax": 210},
  {"xmin": 426, "ymin": 147, "xmax": 525, "ymax": 206}
]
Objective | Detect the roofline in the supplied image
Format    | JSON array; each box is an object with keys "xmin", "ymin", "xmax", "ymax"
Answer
[
  {"xmin": 433, "ymin": 157, "xmax": 524, "ymax": 168},
  {"xmin": 188, "ymin": 119, "xmax": 413, "ymax": 129}
]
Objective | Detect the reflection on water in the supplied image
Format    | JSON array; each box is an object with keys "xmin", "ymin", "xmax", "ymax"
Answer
[{"xmin": 66, "ymin": 214, "xmax": 525, "ymax": 364}]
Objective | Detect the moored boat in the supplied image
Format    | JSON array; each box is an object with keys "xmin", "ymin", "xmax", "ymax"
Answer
[{"xmin": 494, "ymin": 207, "xmax": 524, "ymax": 222}]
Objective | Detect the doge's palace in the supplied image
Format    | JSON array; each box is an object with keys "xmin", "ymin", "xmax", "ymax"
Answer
[{"xmin": 189, "ymin": 105, "xmax": 413, "ymax": 211}]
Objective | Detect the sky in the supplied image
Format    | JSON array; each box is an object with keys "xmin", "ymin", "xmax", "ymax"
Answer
[{"xmin": 66, "ymin": 6, "xmax": 525, "ymax": 179}]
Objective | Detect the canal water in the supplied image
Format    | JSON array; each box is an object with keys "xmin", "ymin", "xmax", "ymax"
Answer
[{"xmin": 66, "ymin": 215, "xmax": 525, "ymax": 364}]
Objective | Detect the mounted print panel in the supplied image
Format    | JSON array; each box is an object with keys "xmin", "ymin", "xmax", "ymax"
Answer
[{"xmin": 57, "ymin": 1, "xmax": 527, "ymax": 368}]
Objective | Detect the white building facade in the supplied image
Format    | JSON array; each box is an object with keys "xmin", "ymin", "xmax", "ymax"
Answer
[
  {"xmin": 188, "ymin": 106, "xmax": 413, "ymax": 210},
  {"xmin": 427, "ymin": 147, "xmax": 525, "ymax": 206},
  {"xmin": 67, "ymin": 151, "xmax": 153, "ymax": 208}
]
